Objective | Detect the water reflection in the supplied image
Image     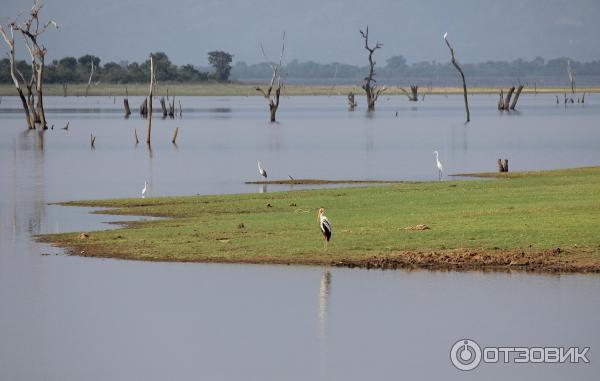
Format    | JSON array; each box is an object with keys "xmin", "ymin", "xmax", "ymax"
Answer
[{"xmin": 318, "ymin": 270, "xmax": 331, "ymax": 339}]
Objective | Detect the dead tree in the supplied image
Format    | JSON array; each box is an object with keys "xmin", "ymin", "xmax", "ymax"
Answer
[
  {"xmin": 85, "ymin": 60, "xmax": 94, "ymax": 97},
  {"xmin": 360, "ymin": 27, "xmax": 385, "ymax": 111},
  {"xmin": 255, "ymin": 33, "xmax": 285, "ymax": 122},
  {"xmin": 347, "ymin": 91, "xmax": 357, "ymax": 110},
  {"xmin": 160, "ymin": 97, "xmax": 167, "ymax": 117},
  {"xmin": 146, "ymin": 55, "xmax": 154, "ymax": 144},
  {"xmin": 0, "ymin": 22, "xmax": 34, "ymax": 129},
  {"xmin": 443, "ymin": 32, "xmax": 470, "ymax": 122},
  {"xmin": 14, "ymin": 1, "xmax": 59, "ymax": 129},
  {"xmin": 401, "ymin": 84, "xmax": 418, "ymax": 101},
  {"xmin": 123, "ymin": 87, "xmax": 131, "ymax": 117},
  {"xmin": 509, "ymin": 85, "xmax": 524, "ymax": 110},
  {"xmin": 567, "ymin": 60, "xmax": 575, "ymax": 94}
]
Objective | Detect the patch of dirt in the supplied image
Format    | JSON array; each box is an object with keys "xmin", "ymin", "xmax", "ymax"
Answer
[{"xmin": 403, "ymin": 224, "xmax": 430, "ymax": 231}]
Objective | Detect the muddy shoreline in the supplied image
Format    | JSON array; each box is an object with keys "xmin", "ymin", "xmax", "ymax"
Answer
[{"xmin": 39, "ymin": 237, "xmax": 600, "ymax": 274}]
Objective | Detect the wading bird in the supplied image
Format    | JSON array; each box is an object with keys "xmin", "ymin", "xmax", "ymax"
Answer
[
  {"xmin": 318, "ymin": 208, "xmax": 332, "ymax": 252},
  {"xmin": 62, "ymin": 121, "xmax": 69, "ymax": 130},
  {"xmin": 258, "ymin": 160, "xmax": 267, "ymax": 178},
  {"xmin": 142, "ymin": 181, "xmax": 148, "ymax": 198},
  {"xmin": 434, "ymin": 150, "xmax": 444, "ymax": 180}
]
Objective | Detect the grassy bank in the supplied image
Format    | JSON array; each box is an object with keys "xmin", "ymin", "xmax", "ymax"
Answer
[
  {"xmin": 39, "ymin": 167, "xmax": 600, "ymax": 273},
  {"xmin": 2, "ymin": 83, "xmax": 599, "ymax": 97}
]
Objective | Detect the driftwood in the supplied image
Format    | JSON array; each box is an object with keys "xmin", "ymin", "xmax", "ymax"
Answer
[
  {"xmin": 443, "ymin": 33, "xmax": 470, "ymax": 122},
  {"xmin": 347, "ymin": 91, "xmax": 357, "ymax": 110},
  {"xmin": 255, "ymin": 33, "xmax": 285, "ymax": 122},
  {"xmin": 400, "ymin": 85, "xmax": 418, "ymax": 101},
  {"xmin": 360, "ymin": 26, "xmax": 385, "ymax": 111},
  {"xmin": 146, "ymin": 55, "xmax": 154, "ymax": 144}
]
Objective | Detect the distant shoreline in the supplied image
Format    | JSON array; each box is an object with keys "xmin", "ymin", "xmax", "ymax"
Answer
[{"xmin": 1, "ymin": 83, "xmax": 598, "ymax": 97}]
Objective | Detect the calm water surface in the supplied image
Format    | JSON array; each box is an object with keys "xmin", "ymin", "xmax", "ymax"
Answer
[{"xmin": 0, "ymin": 94, "xmax": 599, "ymax": 380}]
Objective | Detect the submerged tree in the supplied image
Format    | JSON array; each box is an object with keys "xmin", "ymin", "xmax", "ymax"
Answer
[
  {"xmin": 255, "ymin": 33, "xmax": 285, "ymax": 123},
  {"xmin": 443, "ymin": 32, "xmax": 470, "ymax": 123},
  {"xmin": 360, "ymin": 26, "xmax": 386, "ymax": 111},
  {"xmin": 0, "ymin": 0, "xmax": 58, "ymax": 129}
]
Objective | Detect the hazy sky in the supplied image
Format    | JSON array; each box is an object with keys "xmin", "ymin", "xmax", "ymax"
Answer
[{"xmin": 2, "ymin": 0, "xmax": 599, "ymax": 66}]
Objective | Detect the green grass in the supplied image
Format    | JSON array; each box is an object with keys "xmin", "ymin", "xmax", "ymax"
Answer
[
  {"xmin": 39, "ymin": 167, "xmax": 600, "ymax": 271},
  {"xmin": 2, "ymin": 83, "xmax": 598, "ymax": 97}
]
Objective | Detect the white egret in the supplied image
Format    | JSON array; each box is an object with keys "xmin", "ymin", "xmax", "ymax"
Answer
[
  {"xmin": 142, "ymin": 181, "xmax": 148, "ymax": 198},
  {"xmin": 434, "ymin": 150, "xmax": 444, "ymax": 180},
  {"xmin": 257, "ymin": 160, "xmax": 267, "ymax": 178},
  {"xmin": 318, "ymin": 208, "xmax": 332, "ymax": 252},
  {"xmin": 443, "ymin": 32, "xmax": 448, "ymax": 40}
]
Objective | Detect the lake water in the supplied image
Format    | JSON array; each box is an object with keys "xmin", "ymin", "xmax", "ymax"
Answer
[{"xmin": 0, "ymin": 94, "xmax": 599, "ymax": 380}]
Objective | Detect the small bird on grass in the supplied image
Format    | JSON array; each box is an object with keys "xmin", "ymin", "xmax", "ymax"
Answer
[
  {"xmin": 258, "ymin": 160, "xmax": 267, "ymax": 178},
  {"xmin": 318, "ymin": 208, "xmax": 332, "ymax": 252}
]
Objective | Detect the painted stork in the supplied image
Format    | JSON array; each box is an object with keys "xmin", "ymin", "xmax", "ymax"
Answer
[
  {"xmin": 434, "ymin": 150, "xmax": 444, "ymax": 180},
  {"xmin": 318, "ymin": 208, "xmax": 332, "ymax": 251},
  {"xmin": 258, "ymin": 160, "xmax": 267, "ymax": 178},
  {"xmin": 142, "ymin": 181, "xmax": 148, "ymax": 198}
]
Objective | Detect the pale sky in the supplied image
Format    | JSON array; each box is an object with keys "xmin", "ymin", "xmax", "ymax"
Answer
[{"xmin": 1, "ymin": 0, "xmax": 599, "ymax": 66}]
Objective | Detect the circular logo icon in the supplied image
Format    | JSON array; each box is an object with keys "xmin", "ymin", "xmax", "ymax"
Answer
[{"xmin": 450, "ymin": 339, "xmax": 482, "ymax": 371}]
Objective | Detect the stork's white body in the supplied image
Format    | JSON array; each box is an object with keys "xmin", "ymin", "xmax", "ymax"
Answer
[
  {"xmin": 318, "ymin": 208, "xmax": 332, "ymax": 252},
  {"xmin": 142, "ymin": 181, "xmax": 148, "ymax": 198},
  {"xmin": 257, "ymin": 161, "xmax": 267, "ymax": 178}
]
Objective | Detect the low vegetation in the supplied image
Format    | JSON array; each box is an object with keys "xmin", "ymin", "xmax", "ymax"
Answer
[{"xmin": 39, "ymin": 167, "xmax": 600, "ymax": 273}]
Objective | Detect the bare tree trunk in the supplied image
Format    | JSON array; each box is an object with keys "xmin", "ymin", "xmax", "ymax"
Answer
[
  {"xmin": 256, "ymin": 32, "xmax": 285, "ymax": 122},
  {"xmin": 160, "ymin": 97, "xmax": 167, "ymax": 117},
  {"xmin": 147, "ymin": 55, "xmax": 154, "ymax": 145},
  {"xmin": 360, "ymin": 27, "xmax": 385, "ymax": 111},
  {"xmin": 0, "ymin": 23, "xmax": 34, "ymax": 129},
  {"xmin": 503, "ymin": 86, "xmax": 515, "ymax": 110},
  {"xmin": 443, "ymin": 33, "xmax": 470, "ymax": 122},
  {"xmin": 497, "ymin": 89, "xmax": 504, "ymax": 110},
  {"xmin": 509, "ymin": 85, "xmax": 524, "ymax": 110},
  {"xmin": 172, "ymin": 127, "xmax": 179, "ymax": 144},
  {"xmin": 140, "ymin": 99, "xmax": 147, "ymax": 116},
  {"xmin": 401, "ymin": 85, "xmax": 418, "ymax": 101},
  {"xmin": 85, "ymin": 60, "xmax": 94, "ymax": 97},
  {"xmin": 123, "ymin": 87, "xmax": 131, "ymax": 117},
  {"xmin": 567, "ymin": 60, "xmax": 575, "ymax": 94},
  {"xmin": 347, "ymin": 91, "xmax": 357, "ymax": 110}
]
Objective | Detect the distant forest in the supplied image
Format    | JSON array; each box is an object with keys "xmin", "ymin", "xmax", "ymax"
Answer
[{"xmin": 2, "ymin": 51, "xmax": 600, "ymax": 87}]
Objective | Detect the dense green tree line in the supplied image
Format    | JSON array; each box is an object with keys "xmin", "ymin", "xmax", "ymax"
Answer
[
  {"xmin": 2, "ymin": 52, "xmax": 599, "ymax": 84},
  {"xmin": 231, "ymin": 56, "xmax": 600, "ymax": 81},
  {"xmin": 0, "ymin": 51, "xmax": 229, "ymax": 84}
]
